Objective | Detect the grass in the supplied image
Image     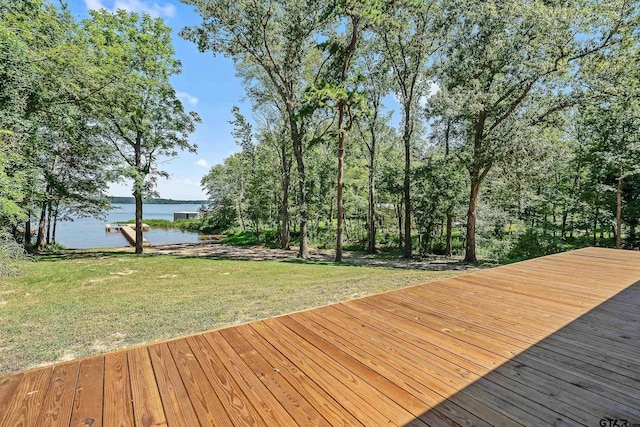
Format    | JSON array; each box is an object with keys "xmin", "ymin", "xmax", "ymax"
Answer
[{"xmin": 0, "ymin": 252, "xmax": 460, "ymax": 375}]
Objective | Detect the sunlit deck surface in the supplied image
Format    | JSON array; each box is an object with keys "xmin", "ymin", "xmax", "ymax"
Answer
[{"xmin": 1, "ymin": 247, "xmax": 640, "ymax": 426}]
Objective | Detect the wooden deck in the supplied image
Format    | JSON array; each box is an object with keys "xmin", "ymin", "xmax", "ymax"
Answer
[{"xmin": 1, "ymin": 247, "xmax": 639, "ymax": 426}]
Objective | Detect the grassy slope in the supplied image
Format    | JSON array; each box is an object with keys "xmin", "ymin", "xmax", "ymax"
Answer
[{"xmin": 0, "ymin": 253, "xmax": 459, "ymax": 375}]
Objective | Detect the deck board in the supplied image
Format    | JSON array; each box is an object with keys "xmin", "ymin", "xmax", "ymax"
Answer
[
  {"xmin": 1, "ymin": 247, "xmax": 640, "ymax": 426},
  {"xmin": 70, "ymin": 357, "xmax": 104, "ymax": 427}
]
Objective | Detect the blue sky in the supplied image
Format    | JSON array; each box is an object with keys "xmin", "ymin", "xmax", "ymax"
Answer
[{"xmin": 64, "ymin": 0, "xmax": 252, "ymax": 199}]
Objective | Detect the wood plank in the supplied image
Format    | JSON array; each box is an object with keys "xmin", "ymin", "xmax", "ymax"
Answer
[
  {"xmin": 0, "ymin": 373, "xmax": 24, "ymax": 423},
  {"xmin": 147, "ymin": 343, "xmax": 201, "ymax": 427},
  {"xmin": 250, "ymin": 321, "xmax": 397, "ymax": 426},
  {"xmin": 1, "ymin": 367, "xmax": 52, "ymax": 427},
  {"xmin": 525, "ymin": 344, "xmax": 640, "ymax": 393},
  {"xmin": 35, "ymin": 362, "xmax": 79, "ymax": 427},
  {"xmin": 232, "ymin": 324, "xmax": 365, "ymax": 427},
  {"xmin": 274, "ymin": 316, "xmax": 437, "ymax": 427},
  {"xmin": 166, "ymin": 338, "xmax": 234, "ymax": 427},
  {"xmin": 186, "ymin": 335, "xmax": 267, "ymax": 427},
  {"xmin": 201, "ymin": 331, "xmax": 300, "ymax": 426},
  {"xmin": 219, "ymin": 327, "xmax": 331, "ymax": 427},
  {"xmin": 397, "ymin": 283, "xmax": 640, "ymax": 349},
  {"xmin": 70, "ymin": 357, "xmax": 104, "ymax": 427},
  {"xmin": 336, "ymin": 300, "xmax": 614, "ymax": 425},
  {"xmin": 260, "ymin": 317, "xmax": 428, "ymax": 426},
  {"xmin": 392, "ymin": 286, "xmax": 640, "ymax": 362},
  {"xmin": 352, "ymin": 297, "xmax": 507, "ymax": 371},
  {"xmin": 305, "ymin": 306, "xmax": 577, "ymax": 427},
  {"xmin": 127, "ymin": 347, "xmax": 167, "ymax": 427},
  {"xmin": 491, "ymin": 359, "xmax": 640, "ymax": 422},
  {"xmin": 399, "ymin": 279, "xmax": 640, "ymax": 351},
  {"xmin": 370, "ymin": 294, "xmax": 525, "ymax": 360},
  {"xmin": 347, "ymin": 292, "xmax": 636, "ymax": 421},
  {"xmin": 294, "ymin": 310, "xmax": 502, "ymax": 427},
  {"xmin": 103, "ymin": 352, "xmax": 133, "ymax": 427},
  {"xmin": 515, "ymin": 351, "xmax": 640, "ymax": 410}
]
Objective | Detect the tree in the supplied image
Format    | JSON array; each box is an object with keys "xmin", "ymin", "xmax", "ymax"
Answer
[
  {"xmin": 85, "ymin": 10, "xmax": 199, "ymax": 254},
  {"xmin": 378, "ymin": 0, "xmax": 439, "ymax": 258},
  {"xmin": 303, "ymin": 1, "xmax": 368, "ymax": 261},
  {"xmin": 586, "ymin": 103, "xmax": 639, "ymax": 247},
  {"xmin": 182, "ymin": 0, "xmax": 331, "ymax": 258},
  {"xmin": 579, "ymin": 27, "xmax": 640, "ymax": 249},
  {"xmin": 229, "ymin": 106, "xmax": 275, "ymax": 240},
  {"xmin": 354, "ymin": 40, "xmax": 393, "ymax": 254},
  {"xmin": 435, "ymin": 0, "xmax": 634, "ymax": 261},
  {"xmin": 1, "ymin": 0, "xmax": 110, "ymax": 250},
  {"xmin": 255, "ymin": 105, "xmax": 293, "ymax": 249}
]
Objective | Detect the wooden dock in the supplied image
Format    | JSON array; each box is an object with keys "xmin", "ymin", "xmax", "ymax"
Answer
[
  {"xmin": 106, "ymin": 224, "xmax": 150, "ymax": 247},
  {"xmin": 1, "ymin": 247, "xmax": 639, "ymax": 426}
]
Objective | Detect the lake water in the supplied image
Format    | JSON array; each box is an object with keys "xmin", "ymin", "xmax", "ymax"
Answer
[{"xmin": 54, "ymin": 203, "xmax": 207, "ymax": 249}]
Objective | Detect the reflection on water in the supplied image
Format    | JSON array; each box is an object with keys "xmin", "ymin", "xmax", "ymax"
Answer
[{"xmin": 53, "ymin": 203, "xmax": 207, "ymax": 249}]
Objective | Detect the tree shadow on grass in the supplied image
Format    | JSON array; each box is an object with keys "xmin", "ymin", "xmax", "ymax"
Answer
[{"xmin": 32, "ymin": 250, "xmax": 138, "ymax": 262}]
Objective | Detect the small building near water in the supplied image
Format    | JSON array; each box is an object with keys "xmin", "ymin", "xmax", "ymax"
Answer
[{"xmin": 173, "ymin": 211, "xmax": 199, "ymax": 221}]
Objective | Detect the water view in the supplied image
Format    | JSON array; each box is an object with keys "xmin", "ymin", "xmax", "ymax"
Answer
[{"xmin": 54, "ymin": 203, "xmax": 207, "ymax": 249}]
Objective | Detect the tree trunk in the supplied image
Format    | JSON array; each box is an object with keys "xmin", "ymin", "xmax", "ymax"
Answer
[
  {"xmin": 464, "ymin": 113, "xmax": 489, "ymax": 263},
  {"xmin": 134, "ymin": 134, "xmax": 144, "ymax": 255},
  {"xmin": 445, "ymin": 212, "xmax": 453, "ymax": 257},
  {"xmin": 36, "ymin": 197, "xmax": 47, "ymax": 251},
  {"xmin": 616, "ymin": 168, "xmax": 623, "ymax": 249},
  {"xmin": 367, "ymin": 145, "xmax": 376, "ymax": 254},
  {"xmin": 24, "ymin": 211, "xmax": 31, "ymax": 246},
  {"xmin": 134, "ymin": 189, "xmax": 144, "ymax": 254},
  {"xmin": 464, "ymin": 176, "xmax": 481, "ymax": 262},
  {"xmin": 334, "ymin": 16, "xmax": 359, "ymax": 263},
  {"xmin": 292, "ymin": 140, "xmax": 309, "ymax": 258},
  {"xmin": 444, "ymin": 120, "xmax": 452, "ymax": 257},
  {"xmin": 280, "ymin": 148, "xmax": 291, "ymax": 250},
  {"xmin": 403, "ymin": 123, "xmax": 412, "ymax": 259},
  {"xmin": 396, "ymin": 201, "xmax": 403, "ymax": 250},
  {"xmin": 46, "ymin": 200, "xmax": 53, "ymax": 245},
  {"xmin": 336, "ymin": 100, "xmax": 346, "ymax": 262},
  {"xmin": 561, "ymin": 209, "xmax": 569, "ymax": 239},
  {"xmin": 52, "ymin": 204, "xmax": 59, "ymax": 244}
]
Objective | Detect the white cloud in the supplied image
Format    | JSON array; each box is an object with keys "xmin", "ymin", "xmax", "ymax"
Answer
[
  {"xmin": 196, "ymin": 159, "xmax": 210, "ymax": 169},
  {"xmin": 84, "ymin": 0, "xmax": 176, "ymax": 18},
  {"xmin": 85, "ymin": 0, "xmax": 106, "ymax": 10},
  {"xmin": 176, "ymin": 91, "xmax": 199, "ymax": 106}
]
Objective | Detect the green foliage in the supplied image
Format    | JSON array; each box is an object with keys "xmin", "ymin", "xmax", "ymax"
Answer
[
  {"xmin": 0, "ymin": 231, "xmax": 28, "ymax": 277},
  {"xmin": 2, "ymin": 0, "xmax": 639, "ymax": 265},
  {"xmin": 82, "ymin": 9, "xmax": 200, "ymax": 253}
]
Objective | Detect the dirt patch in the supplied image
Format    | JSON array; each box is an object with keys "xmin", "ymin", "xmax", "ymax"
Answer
[
  {"xmin": 110, "ymin": 269, "xmax": 137, "ymax": 276},
  {"xmin": 147, "ymin": 242, "xmax": 483, "ymax": 271},
  {"xmin": 57, "ymin": 351, "xmax": 75, "ymax": 362}
]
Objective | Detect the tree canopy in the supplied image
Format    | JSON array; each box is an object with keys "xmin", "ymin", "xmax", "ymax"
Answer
[{"xmin": 1, "ymin": 0, "xmax": 639, "ymax": 265}]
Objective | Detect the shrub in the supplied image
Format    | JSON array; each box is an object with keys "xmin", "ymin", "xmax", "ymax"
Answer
[{"xmin": 0, "ymin": 232, "xmax": 28, "ymax": 277}]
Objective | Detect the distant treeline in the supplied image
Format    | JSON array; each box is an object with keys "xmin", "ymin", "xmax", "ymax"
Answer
[{"xmin": 108, "ymin": 197, "xmax": 208, "ymax": 205}]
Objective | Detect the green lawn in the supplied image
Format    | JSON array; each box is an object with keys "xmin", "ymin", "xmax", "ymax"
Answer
[{"xmin": 0, "ymin": 252, "xmax": 460, "ymax": 375}]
